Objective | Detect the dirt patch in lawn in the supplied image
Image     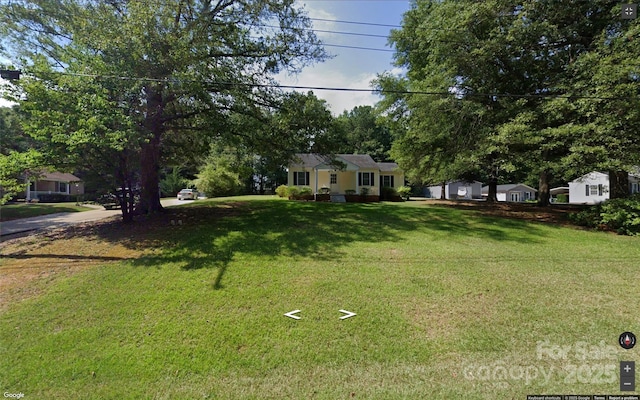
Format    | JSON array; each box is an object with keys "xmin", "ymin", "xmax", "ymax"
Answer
[
  {"xmin": 419, "ymin": 199, "xmax": 587, "ymax": 226},
  {"xmin": 0, "ymin": 204, "xmax": 244, "ymax": 312}
]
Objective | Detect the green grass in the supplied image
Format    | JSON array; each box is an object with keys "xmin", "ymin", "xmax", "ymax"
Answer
[
  {"xmin": 1, "ymin": 197, "xmax": 639, "ymax": 399},
  {"xmin": 0, "ymin": 202, "xmax": 92, "ymax": 221}
]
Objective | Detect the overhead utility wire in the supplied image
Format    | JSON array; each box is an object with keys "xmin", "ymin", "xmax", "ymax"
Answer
[
  {"xmin": 309, "ymin": 17, "xmax": 401, "ymax": 28},
  {"xmin": 44, "ymin": 71, "xmax": 631, "ymax": 101}
]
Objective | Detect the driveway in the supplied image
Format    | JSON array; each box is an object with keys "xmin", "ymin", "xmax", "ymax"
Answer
[{"xmin": 1, "ymin": 198, "xmax": 186, "ymax": 237}]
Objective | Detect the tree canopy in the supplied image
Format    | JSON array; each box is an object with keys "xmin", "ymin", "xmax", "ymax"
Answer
[
  {"xmin": 377, "ymin": 0, "xmax": 640, "ymax": 204},
  {"xmin": 1, "ymin": 0, "xmax": 327, "ymax": 220}
]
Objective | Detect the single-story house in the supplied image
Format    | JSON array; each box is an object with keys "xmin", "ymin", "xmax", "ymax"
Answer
[
  {"xmin": 568, "ymin": 171, "xmax": 640, "ymax": 205},
  {"xmin": 287, "ymin": 154, "xmax": 404, "ymax": 196},
  {"xmin": 481, "ymin": 183, "xmax": 537, "ymax": 202},
  {"xmin": 26, "ymin": 171, "xmax": 84, "ymax": 201},
  {"xmin": 424, "ymin": 180, "xmax": 483, "ymax": 200}
]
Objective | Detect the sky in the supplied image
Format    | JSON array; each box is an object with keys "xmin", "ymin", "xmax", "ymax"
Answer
[
  {"xmin": 0, "ymin": 0, "xmax": 412, "ymax": 113},
  {"xmin": 278, "ymin": 0, "xmax": 412, "ymax": 115}
]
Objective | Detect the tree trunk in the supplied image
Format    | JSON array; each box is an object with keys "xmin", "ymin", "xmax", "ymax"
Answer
[
  {"xmin": 440, "ymin": 181, "xmax": 446, "ymax": 200},
  {"xmin": 538, "ymin": 170, "xmax": 550, "ymax": 207},
  {"xmin": 138, "ymin": 85, "xmax": 165, "ymax": 215},
  {"xmin": 139, "ymin": 138, "xmax": 163, "ymax": 214},
  {"xmin": 486, "ymin": 174, "xmax": 498, "ymax": 203},
  {"xmin": 609, "ymin": 170, "xmax": 629, "ymax": 199}
]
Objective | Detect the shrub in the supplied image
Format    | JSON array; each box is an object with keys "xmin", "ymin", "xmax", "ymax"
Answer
[
  {"xmin": 397, "ymin": 186, "xmax": 412, "ymax": 200},
  {"xmin": 570, "ymin": 195, "xmax": 640, "ymax": 235},
  {"xmin": 286, "ymin": 186, "xmax": 300, "ymax": 199},
  {"xmin": 345, "ymin": 189, "xmax": 356, "ymax": 195},
  {"xmin": 381, "ymin": 186, "xmax": 397, "ymax": 200},
  {"xmin": 194, "ymin": 163, "xmax": 241, "ymax": 197},
  {"xmin": 359, "ymin": 187, "xmax": 370, "ymax": 197},
  {"xmin": 275, "ymin": 185, "xmax": 289, "ymax": 198},
  {"xmin": 599, "ymin": 195, "xmax": 640, "ymax": 235},
  {"xmin": 299, "ymin": 186, "xmax": 313, "ymax": 196},
  {"xmin": 36, "ymin": 193, "xmax": 73, "ymax": 203},
  {"xmin": 556, "ymin": 193, "xmax": 568, "ymax": 203},
  {"xmin": 318, "ymin": 186, "xmax": 331, "ymax": 195}
]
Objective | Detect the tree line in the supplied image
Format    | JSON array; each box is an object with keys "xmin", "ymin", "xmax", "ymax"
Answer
[
  {"xmin": 2, "ymin": 0, "xmax": 638, "ymax": 220},
  {"xmin": 375, "ymin": 0, "xmax": 640, "ymax": 205}
]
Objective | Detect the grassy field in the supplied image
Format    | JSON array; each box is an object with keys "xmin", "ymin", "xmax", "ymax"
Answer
[
  {"xmin": 0, "ymin": 202, "xmax": 93, "ymax": 221},
  {"xmin": 1, "ymin": 197, "xmax": 639, "ymax": 399}
]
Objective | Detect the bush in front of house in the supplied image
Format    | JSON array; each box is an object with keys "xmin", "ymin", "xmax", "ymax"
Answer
[
  {"xmin": 285, "ymin": 186, "xmax": 300, "ymax": 199},
  {"xmin": 570, "ymin": 194, "xmax": 640, "ymax": 235},
  {"xmin": 396, "ymin": 186, "xmax": 412, "ymax": 201},
  {"xmin": 599, "ymin": 195, "xmax": 640, "ymax": 235},
  {"xmin": 35, "ymin": 193, "xmax": 74, "ymax": 203},
  {"xmin": 298, "ymin": 186, "xmax": 312, "ymax": 196},
  {"xmin": 275, "ymin": 185, "xmax": 289, "ymax": 198},
  {"xmin": 359, "ymin": 187, "xmax": 370, "ymax": 197}
]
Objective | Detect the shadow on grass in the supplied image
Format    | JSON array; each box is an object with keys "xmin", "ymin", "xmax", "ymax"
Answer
[{"xmin": 86, "ymin": 198, "xmax": 549, "ymax": 289}]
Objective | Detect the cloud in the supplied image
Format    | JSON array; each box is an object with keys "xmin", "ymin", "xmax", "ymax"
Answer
[{"xmin": 277, "ymin": 66, "xmax": 380, "ymax": 115}]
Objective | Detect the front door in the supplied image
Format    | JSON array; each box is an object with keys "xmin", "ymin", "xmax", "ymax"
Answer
[
  {"xmin": 330, "ymin": 173, "xmax": 339, "ymax": 194},
  {"xmin": 510, "ymin": 192, "xmax": 521, "ymax": 202}
]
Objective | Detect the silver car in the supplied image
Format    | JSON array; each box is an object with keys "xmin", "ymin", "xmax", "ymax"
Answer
[{"xmin": 177, "ymin": 189, "xmax": 198, "ymax": 200}]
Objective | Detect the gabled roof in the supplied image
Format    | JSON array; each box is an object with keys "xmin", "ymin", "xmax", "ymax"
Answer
[
  {"xmin": 37, "ymin": 172, "xmax": 82, "ymax": 182},
  {"xmin": 569, "ymin": 171, "xmax": 609, "ymax": 183},
  {"xmin": 481, "ymin": 183, "xmax": 537, "ymax": 194},
  {"xmin": 291, "ymin": 153, "xmax": 386, "ymax": 170},
  {"xmin": 337, "ymin": 154, "xmax": 380, "ymax": 169},
  {"xmin": 377, "ymin": 162, "xmax": 400, "ymax": 172}
]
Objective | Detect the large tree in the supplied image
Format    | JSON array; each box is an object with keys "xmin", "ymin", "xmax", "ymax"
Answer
[
  {"xmin": 1, "ymin": 0, "xmax": 327, "ymax": 218},
  {"xmin": 333, "ymin": 105, "xmax": 393, "ymax": 162},
  {"xmin": 378, "ymin": 0, "xmax": 639, "ymax": 205}
]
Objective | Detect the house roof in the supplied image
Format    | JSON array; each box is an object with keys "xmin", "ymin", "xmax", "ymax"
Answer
[
  {"xmin": 291, "ymin": 153, "xmax": 388, "ymax": 170},
  {"xmin": 569, "ymin": 171, "xmax": 609, "ymax": 183},
  {"xmin": 38, "ymin": 171, "xmax": 82, "ymax": 182},
  {"xmin": 481, "ymin": 183, "xmax": 537, "ymax": 194},
  {"xmin": 550, "ymin": 186, "xmax": 569, "ymax": 195},
  {"xmin": 377, "ymin": 162, "xmax": 400, "ymax": 172},
  {"xmin": 570, "ymin": 170, "xmax": 640, "ymax": 182}
]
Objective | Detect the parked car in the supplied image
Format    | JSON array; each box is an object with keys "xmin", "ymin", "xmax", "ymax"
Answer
[
  {"xmin": 97, "ymin": 193, "xmax": 120, "ymax": 210},
  {"xmin": 97, "ymin": 188, "xmax": 140, "ymax": 210},
  {"xmin": 177, "ymin": 189, "xmax": 198, "ymax": 200}
]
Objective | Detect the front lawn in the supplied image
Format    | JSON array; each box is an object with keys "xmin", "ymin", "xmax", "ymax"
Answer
[
  {"xmin": 0, "ymin": 202, "xmax": 93, "ymax": 222},
  {"xmin": 1, "ymin": 197, "xmax": 638, "ymax": 399}
]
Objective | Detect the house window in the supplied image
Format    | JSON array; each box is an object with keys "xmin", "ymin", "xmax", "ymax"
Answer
[
  {"xmin": 58, "ymin": 182, "xmax": 68, "ymax": 193},
  {"xmin": 330, "ymin": 173, "xmax": 337, "ymax": 184},
  {"xmin": 590, "ymin": 185, "xmax": 598, "ymax": 196},
  {"xmin": 631, "ymin": 182, "xmax": 639, "ymax": 194},
  {"xmin": 381, "ymin": 175, "xmax": 395, "ymax": 188},
  {"xmin": 358, "ymin": 172, "xmax": 374, "ymax": 187},
  {"xmin": 293, "ymin": 171, "xmax": 309, "ymax": 186}
]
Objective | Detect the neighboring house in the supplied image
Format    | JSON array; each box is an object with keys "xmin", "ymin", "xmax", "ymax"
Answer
[
  {"xmin": 568, "ymin": 171, "xmax": 640, "ymax": 205},
  {"xmin": 287, "ymin": 154, "xmax": 404, "ymax": 196},
  {"xmin": 26, "ymin": 171, "xmax": 84, "ymax": 201},
  {"xmin": 424, "ymin": 181, "xmax": 483, "ymax": 200},
  {"xmin": 481, "ymin": 183, "xmax": 537, "ymax": 202}
]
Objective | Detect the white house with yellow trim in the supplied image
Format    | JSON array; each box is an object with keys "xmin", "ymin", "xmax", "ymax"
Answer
[{"xmin": 287, "ymin": 154, "xmax": 404, "ymax": 196}]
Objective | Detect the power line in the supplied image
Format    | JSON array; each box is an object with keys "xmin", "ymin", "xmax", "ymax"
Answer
[
  {"xmin": 309, "ymin": 17, "xmax": 402, "ymax": 29},
  {"xmin": 257, "ymin": 24, "xmax": 390, "ymax": 39},
  {"xmin": 38, "ymin": 71, "xmax": 633, "ymax": 101},
  {"xmin": 320, "ymin": 43, "xmax": 395, "ymax": 52}
]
